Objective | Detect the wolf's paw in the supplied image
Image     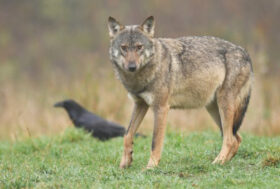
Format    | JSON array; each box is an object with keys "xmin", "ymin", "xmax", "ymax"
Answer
[
  {"xmin": 146, "ymin": 157, "xmax": 159, "ymax": 169},
  {"xmin": 212, "ymin": 154, "xmax": 227, "ymax": 164},
  {"xmin": 212, "ymin": 136, "xmax": 241, "ymax": 165},
  {"xmin": 120, "ymin": 152, "xmax": 133, "ymax": 169},
  {"xmin": 120, "ymin": 159, "xmax": 132, "ymax": 169}
]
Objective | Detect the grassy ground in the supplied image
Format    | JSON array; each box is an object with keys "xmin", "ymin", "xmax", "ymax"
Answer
[{"xmin": 0, "ymin": 128, "xmax": 279, "ymax": 188}]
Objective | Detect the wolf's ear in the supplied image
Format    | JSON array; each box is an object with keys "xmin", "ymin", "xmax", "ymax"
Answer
[
  {"xmin": 140, "ymin": 16, "xmax": 155, "ymax": 37},
  {"xmin": 108, "ymin": 16, "xmax": 124, "ymax": 38}
]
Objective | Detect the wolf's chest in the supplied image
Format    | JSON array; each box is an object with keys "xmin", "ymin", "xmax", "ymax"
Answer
[{"xmin": 139, "ymin": 92, "xmax": 154, "ymax": 106}]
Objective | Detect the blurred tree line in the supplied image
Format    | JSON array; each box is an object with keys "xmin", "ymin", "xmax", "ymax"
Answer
[{"xmin": 0, "ymin": 0, "xmax": 279, "ymax": 82}]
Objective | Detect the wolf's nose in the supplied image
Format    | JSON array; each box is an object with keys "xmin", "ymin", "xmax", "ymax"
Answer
[{"xmin": 128, "ymin": 63, "xmax": 136, "ymax": 72}]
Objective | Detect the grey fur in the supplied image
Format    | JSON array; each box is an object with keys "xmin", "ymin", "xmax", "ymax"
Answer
[{"xmin": 108, "ymin": 16, "xmax": 253, "ymax": 168}]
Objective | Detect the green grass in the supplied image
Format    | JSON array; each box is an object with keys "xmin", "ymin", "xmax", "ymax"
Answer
[{"xmin": 0, "ymin": 128, "xmax": 279, "ymax": 189}]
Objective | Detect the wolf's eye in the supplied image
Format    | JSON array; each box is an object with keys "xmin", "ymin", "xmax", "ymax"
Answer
[
  {"xmin": 121, "ymin": 45, "xmax": 128, "ymax": 52},
  {"xmin": 136, "ymin": 45, "xmax": 143, "ymax": 51}
]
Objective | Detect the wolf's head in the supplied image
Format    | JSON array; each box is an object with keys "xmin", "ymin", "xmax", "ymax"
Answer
[{"xmin": 108, "ymin": 16, "xmax": 155, "ymax": 73}]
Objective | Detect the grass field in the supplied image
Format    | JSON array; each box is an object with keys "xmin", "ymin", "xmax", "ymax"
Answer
[{"xmin": 0, "ymin": 128, "xmax": 279, "ymax": 188}]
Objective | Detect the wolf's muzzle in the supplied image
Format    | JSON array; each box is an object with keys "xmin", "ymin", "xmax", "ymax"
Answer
[{"xmin": 128, "ymin": 62, "xmax": 137, "ymax": 72}]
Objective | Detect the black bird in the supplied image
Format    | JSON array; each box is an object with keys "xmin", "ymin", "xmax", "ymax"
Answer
[{"xmin": 54, "ymin": 99, "xmax": 127, "ymax": 140}]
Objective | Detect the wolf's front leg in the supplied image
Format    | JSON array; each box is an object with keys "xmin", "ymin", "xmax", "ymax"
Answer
[
  {"xmin": 147, "ymin": 104, "xmax": 169, "ymax": 169},
  {"xmin": 120, "ymin": 100, "xmax": 148, "ymax": 169}
]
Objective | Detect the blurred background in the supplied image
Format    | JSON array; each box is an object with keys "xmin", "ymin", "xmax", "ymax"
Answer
[{"xmin": 0, "ymin": 0, "xmax": 279, "ymax": 140}]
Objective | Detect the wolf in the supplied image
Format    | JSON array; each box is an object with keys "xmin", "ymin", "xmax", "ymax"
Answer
[{"xmin": 107, "ymin": 16, "xmax": 253, "ymax": 169}]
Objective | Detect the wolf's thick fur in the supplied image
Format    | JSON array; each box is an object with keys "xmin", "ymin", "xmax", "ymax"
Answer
[{"xmin": 108, "ymin": 16, "xmax": 253, "ymax": 169}]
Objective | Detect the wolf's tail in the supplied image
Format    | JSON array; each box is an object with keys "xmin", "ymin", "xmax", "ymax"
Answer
[{"xmin": 232, "ymin": 88, "xmax": 251, "ymax": 135}]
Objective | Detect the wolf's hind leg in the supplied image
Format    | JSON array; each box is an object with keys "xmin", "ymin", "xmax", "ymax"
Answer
[
  {"xmin": 212, "ymin": 87, "xmax": 250, "ymax": 164},
  {"xmin": 212, "ymin": 49, "xmax": 252, "ymax": 164},
  {"xmin": 120, "ymin": 100, "xmax": 148, "ymax": 169},
  {"xmin": 212, "ymin": 92, "xmax": 239, "ymax": 164},
  {"xmin": 206, "ymin": 99, "xmax": 222, "ymax": 136},
  {"xmin": 228, "ymin": 89, "xmax": 251, "ymax": 158}
]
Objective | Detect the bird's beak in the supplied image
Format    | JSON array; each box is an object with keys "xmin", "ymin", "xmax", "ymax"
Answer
[{"xmin": 54, "ymin": 101, "xmax": 64, "ymax": 107}]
